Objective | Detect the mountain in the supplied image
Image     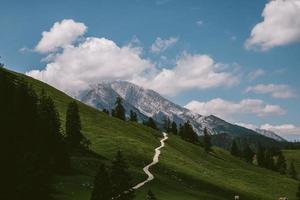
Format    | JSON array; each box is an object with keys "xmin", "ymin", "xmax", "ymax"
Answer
[
  {"xmin": 255, "ymin": 128, "xmax": 286, "ymax": 142},
  {"xmin": 79, "ymin": 81, "xmax": 284, "ymax": 146},
  {"xmin": 2, "ymin": 68, "xmax": 298, "ymax": 200}
]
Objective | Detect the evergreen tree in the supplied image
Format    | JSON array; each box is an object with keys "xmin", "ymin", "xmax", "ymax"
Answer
[
  {"xmin": 145, "ymin": 117, "xmax": 158, "ymax": 130},
  {"xmin": 256, "ymin": 143, "xmax": 265, "ymax": 167},
  {"xmin": 297, "ymin": 182, "xmax": 300, "ymax": 200},
  {"xmin": 264, "ymin": 149, "xmax": 275, "ymax": 170},
  {"xmin": 242, "ymin": 143, "xmax": 254, "ymax": 163},
  {"xmin": 129, "ymin": 110, "xmax": 138, "ymax": 122},
  {"xmin": 38, "ymin": 91, "xmax": 70, "ymax": 172},
  {"xmin": 288, "ymin": 161, "xmax": 298, "ymax": 180},
  {"xmin": 230, "ymin": 140, "xmax": 240, "ymax": 157},
  {"xmin": 171, "ymin": 121, "xmax": 178, "ymax": 135},
  {"xmin": 203, "ymin": 127, "xmax": 212, "ymax": 152},
  {"xmin": 110, "ymin": 150, "xmax": 134, "ymax": 200},
  {"xmin": 276, "ymin": 152, "xmax": 287, "ymax": 174},
  {"xmin": 163, "ymin": 117, "xmax": 171, "ymax": 133},
  {"xmin": 66, "ymin": 101, "xmax": 86, "ymax": 149},
  {"xmin": 91, "ymin": 164, "xmax": 112, "ymax": 200},
  {"xmin": 102, "ymin": 109, "xmax": 109, "ymax": 115},
  {"xmin": 113, "ymin": 97, "xmax": 126, "ymax": 120},
  {"xmin": 146, "ymin": 190, "xmax": 157, "ymax": 200},
  {"xmin": 179, "ymin": 121, "xmax": 198, "ymax": 144}
]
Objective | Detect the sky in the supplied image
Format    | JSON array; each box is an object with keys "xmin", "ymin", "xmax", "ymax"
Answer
[{"xmin": 1, "ymin": 0, "xmax": 300, "ymax": 140}]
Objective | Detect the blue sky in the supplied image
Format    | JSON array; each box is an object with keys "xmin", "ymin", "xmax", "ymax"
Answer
[{"xmin": 1, "ymin": 0, "xmax": 300, "ymax": 140}]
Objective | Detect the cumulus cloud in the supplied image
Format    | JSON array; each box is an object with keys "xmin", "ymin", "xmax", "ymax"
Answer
[
  {"xmin": 196, "ymin": 20, "xmax": 204, "ymax": 26},
  {"xmin": 135, "ymin": 53, "xmax": 239, "ymax": 96},
  {"xmin": 28, "ymin": 37, "xmax": 153, "ymax": 94},
  {"xmin": 35, "ymin": 19, "xmax": 87, "ymax": 53},
  {"xmin": 247, "ymin": 69, "xmax": 265, "ymax": 81},
  {"xmin": 246, "ymin": 84, "xmax": 296, "ymax": 99},
  {"xmin": 28, "ymin": 19, "xmax": 239, "ymax": 96},
  {"xmin": 150, "ymin": 37, "xmax": 178, "ymax": 53},
  {"xmin": 185, "ymin": 98, "xmax": 286, "ymax": 120},
  {"xmin": 245, "ymin": 0, "xmax": 300, "ymax": 50}
]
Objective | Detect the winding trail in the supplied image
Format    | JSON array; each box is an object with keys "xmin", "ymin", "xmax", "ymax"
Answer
[{"xmin": 132, "ymin": 132, "xmax": 168, "ymax": 190}]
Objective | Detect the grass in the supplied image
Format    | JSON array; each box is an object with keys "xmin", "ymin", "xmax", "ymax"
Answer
[{"xmin": 8, "ymin": 69, "xmax": 300, "ymax": 200}]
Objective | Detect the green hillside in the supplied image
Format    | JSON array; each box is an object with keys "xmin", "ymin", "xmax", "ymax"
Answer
[{"xmin": 5, "ymin": 68, "xmax": 299, "ymax": 200}]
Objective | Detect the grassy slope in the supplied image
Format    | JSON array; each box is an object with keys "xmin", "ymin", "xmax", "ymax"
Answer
[{"xmin": 10, "ymin": 69, "xmax": 299, "ymax": 200}]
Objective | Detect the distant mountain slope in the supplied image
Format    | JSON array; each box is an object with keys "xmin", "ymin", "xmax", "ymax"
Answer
[
  {"xmin": 79, "ymin": 81, "xmax": 284, "ymax": 146},
  {"xmin": 255, "ymin": 128, "xmax": 286, "ymax": 142}
]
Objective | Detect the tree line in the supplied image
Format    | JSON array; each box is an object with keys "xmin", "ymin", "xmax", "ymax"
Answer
[
  {"xmin": 230, "ymin": 140, "xmax": 298, "ymax": 180},
  {"xmin": 0, "ymin": 68, "xmax": 89, "ymax": 199}
]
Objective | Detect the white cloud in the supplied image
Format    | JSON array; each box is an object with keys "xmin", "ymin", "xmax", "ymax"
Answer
[
  {"xmin": 245, "ymin": 0, "xmax": 300, "ymax": 50},
  {"xmin": 150, "ymin": 37, "xmax": 178, "ymax": 53},
  {"xmin": 135, "ymin": 53, "xmax": 239, "ymax": 96},
  {"xmin": 27, "ymin": 19, "xmax": 239, "ymax": 97},
  {"xmin": 196, "ymin": 20, "xmax": 204, "ymax": 26},
  {"xmin": 185, "ymin": 98, "xmax": 285, "ymax": 120},
  {"xmin": 247, "ymin": 69, "xmax": 265, "ymax": 81},
  {"xmin": 27, "ymin": 37, "xmax": 153, "ymax": 95},
  {"xmin": 246, "ymin": 84, "xmax": 296, "ymax": 99},
  {"xmin": 35, "ymin": 19, "xmax": 87, "ymax": 53}
]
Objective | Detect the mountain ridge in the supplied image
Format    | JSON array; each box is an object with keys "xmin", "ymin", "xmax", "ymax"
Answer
[{"xmin": 79, "ymin": 80, "xmax": 285, "ymax": 144}]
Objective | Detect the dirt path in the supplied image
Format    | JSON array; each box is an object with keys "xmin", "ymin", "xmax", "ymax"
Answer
[{"xmin": 132, "ymin": 132, "xmax": 168, "ymax": 190}]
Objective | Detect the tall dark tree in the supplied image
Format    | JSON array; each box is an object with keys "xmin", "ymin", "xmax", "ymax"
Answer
[
  {"xmin": 256, "ymin": 143, "xmax": 265, "ymax": 167},
  {"xmin": 146, "ymin": 190, "xmax": 157, "ymax": 200},
  {"xmin": 179, "ymin": 121, "xmax": 198, "ymax": 144},
  {"xmin": 297, "ymin": 182, "xmax": 300, "ymax": 200},
  {"xmin": 113, "ymin": 97, "xmax": 126, "ymax": 121},
  {"xmin": 171, "ymin": 121, "xmax": 178, "ymax": 135},
  {"xmin": 129, "ymin": 110, "xmax": 138, "ymax": 122},
  {"xmin": 38, "ymin": 91, "xmax": 70, "ymax": 172},
  {"xmin": 102, "ymin": 109, "xmax": 110, "ymax": 115},
  {"xmin": 110, "ymin": 150, "xmax": 134, "ymax": 200},
  {"xmin": 145, "ymin": 117, "xmax": 158, "ymax": 130},
  {"xmin": 65, "ymin": 101, "xmax": 89, "ymax": 149},
  {"xmin": 242, "ymin": 143, "xmax": 254, "ymax": 163},
  {"xmin": 264, "ymin": 149, "xmax": 275, "ymax": 170},
  {"xmin": 276, "ymin": 152, "xmax": 287, "ymax": 174},
  {"xmin": 91, "ymin": 164, "xmax": 112, "ymax": 200},
  {"xmin": 230, "ymin": 140, "xmax": 240, "ymax": 157},
  {"xmin": 163, "ymin": 117, "xmax": 171, "ymax": 133},
  {"xmin": 203, "ymin": 127, "xmax": 212, "ymax": 152},
  {"xmin": 288, "ymin": 161, "xmax": 298, "ymax": 180}
]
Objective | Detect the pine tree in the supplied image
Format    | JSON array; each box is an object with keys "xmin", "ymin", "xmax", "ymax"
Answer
[
  {"xmin": 91, "ymin": 164, "xmax": 112, "ymax": 200},
  {"xmin": 203, "ymin": 127, "xmax": 212, "ymax": 152},
  {"xmin": 242, "ymin": 143, "xmax": 254, "ymax": 163},
  {"xmin": 171, "ymin": 121, "xmax": 178, "ymax": 135},
  {"xmin": 297, "ymin": 182, "xmax": 300, "ymax": 200},
  {"xmin": 276, "ymin": 152, "xmax": 287, "ymax": 174},
  {"xmin": 265, "ymin": 149, "xmax": 275, "ymax": 170},
  {"xmin": 66, "ymin": 101, "xmax": 88, "ymax": 149},
  {"xmin": 113, "ymin": 97, "xmax": 126, "ymax": 121},
  {"xmin": 163, "ymin": 117, "xmax": 171, "ymax": 133},
  {"xmin": 110, "ymin": 150, "xmax": 134, "ymax": 200},
  {"xmin": 102, "ymin": 109, "xmax": 109, "ymax": 115},
  {"xmin": 146, "ymin": 190, "xmax": 157, "ymax": 200},
  {"xmin": 129, "ymin": 110, "xmax": 138, "ymax": 122},
  {"xmin": 256, "ymin": 143, "xmax": 265, "ymax": 167},
  {"xmin": 288, "ymin": 161, "xmax": 298, "ymax": 180},
  {"xmin": 38, "ymin": 91, "xmax": 70, "ymax": 172},
  {"xmin": 145, "ymin": 117, "xmax": 158, "ymax": 130},
  {"xmin": 230, "ymin": 140, "xmax": 240, "ymax": 157}
]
